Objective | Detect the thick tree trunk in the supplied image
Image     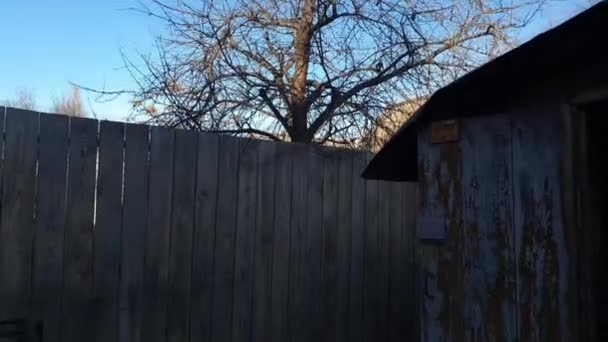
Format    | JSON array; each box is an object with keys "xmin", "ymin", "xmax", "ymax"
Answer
[{"xmin": 290, "ymin": 0, "xmax": 316, "ymax": 143}]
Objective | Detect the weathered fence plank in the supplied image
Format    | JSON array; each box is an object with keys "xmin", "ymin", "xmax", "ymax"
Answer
[
  {"xmin": 0, "ymin": 108, "xmax": 38, "ymax": 321},
  {"xmin": 166, "ymin": 129, "xmax": 198, "ymax": 342},
  {"xmin": 287, "ymin": 143, "xmax": 308, "ymax": 342},
  {"xmin": 349, "ymin": 153, "xmax": 368, "ymax": 342},
  {"xmin": 231, "ymin": 138, "xmax": 258, "ymax": 342},
  {"xmin": 320, "ymin": 150, "xmax": 340, "ymax": 342},
  {"xmin": 93, "ymin": 120, "xmax": 125, "ymax": 342},
  {"xmin": 362, "ymin": 178, "xmax": 379, "ymax": 342},
  {"xmin": 118, "ymin": 124, "xmax": 150, "ymax": 342},
  {"xmin": 252, "ymin": 140, "xmax": 277, "ymax": 342},
  {"xmin": 0, "ymin": 111, "xmax": 418, "ymax": 342},
  {"xmin": 211, "ymin": 135, "xmax": 240, "ymax": 342},
  {"xmin": 190, "ymin": 132, "xmax": 219, "ymax": 342},
  {"xmin": 31, "ymin": 114, "xmax": 69, "ymax": 342},
  {"xmin": 141, "ymin": 126, "xmax": 174, "ymax": 342},
  {"xmin": 61, "ymin": 117, "xmax": 98, "ymax": 342},
  {"xmin": 269, "ymin": 142, "xmax": 293, "ymax": 342}
]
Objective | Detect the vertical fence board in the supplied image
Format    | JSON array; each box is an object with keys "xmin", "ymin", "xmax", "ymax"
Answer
[
  {"xmin": 0, "ymin": 108, "xmax": 38, "ymax": 321},
  {"xmin": 302, "ymin": 147, "xmax": 324, "ymax": 341},
  {"xmin": 335, "ymin": 151, "xmax": 353, "ymax": 342},
  {"xmin": 31, "ymin": 114, "xmax": 69, "ymax": 342},
  {"xmin": 118, "ymin": 124, "xmax": 150, "ymax": 342},
  {"xmin": 166, "ymin": 129, "xmax": 198, "ymax": 342},
  {"xmin": 141, "ymin": 126, "xmax": 174, "ymax": 342},
  {"xmin": 211, "ymin": 135, "xmax": 240, "ymax": 342},
  {"xmin": 270, "ymin": 143, "xmax": 293, "ymax": 342},
  {"xmin": 376, "ymin": 181, "xmax": 392, "ymax": 342},
  {"xmin": 287, "ymin": 143, "xmax": 308, "ymax": 342},
  {"xmin": 349, "ymin": 153, "xmax": 368, "ymax": 342},
  {"xmin": 93, "ymin": 120, "xmax": 125, "ymax": 342},
  {"xmin": 190, "ymin": 132, "xmax": 219, "ymax": 342},
  {"xmin": 0, "ymin": 111, "xmax": 419, "ymax": 342},
  {"xmin": 388, "ymin": 185, "xmax": 405, "ymax": 342},
  {"xmin": 61, "ymin": 117, "xmax": 98, "ymax": 342},
  {"xmin": 320, "ymin": 150, "xmax": 340, "ymax": 342},
  {"xmin": 252, "ymin": 141, "xmax": 276, "ymax": 342},
  {"xmin": 231, "ymin": 139, "xmax": 258, "ymax": 342},
  {"xmin": 362, "ymin": 179, "xmax": 379, "ymax": 341}
]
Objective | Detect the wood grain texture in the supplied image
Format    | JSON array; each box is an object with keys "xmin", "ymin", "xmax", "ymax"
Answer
[
  {"xmin": 320, "ymin": 149, "xmax": 340, "ymax": 342},
  {"xmin": 118, "ymin": 123, "xmax": 150, "ymax": 342},
  {"xmin": 189, "ymin": 132, "xmax": 219, "ymax": 342},
  {"xmin": 269, "ymin": 142, "xmax": 293, "ymax": 342},
  {"xmin": 375, "ymin": 181, "xmax": 391, "ymax": 342},
  {"xmin": 0, "ymin": 111, "xmax": 419, "ymax": 342},
  {"xmin": 166, "ymin": 129, "xmax": 198, "ymax": 342},
  {"xmin": 231, "ymin": 138, "xmax": 258, "ymax": 342},
  {"xmin": 31, "ymin": 114, "xmax": 69, "ymax": 342},
  {"xmin": 287, "ymin": 143, "xmax": 308, "ymax": 342},
  {"xmin": 300, "ymin": 146, "xmax": 324, "ymax": 342},
  {"xmin": 0, "ymin": 108, "xmax": 38, "ymax": 321},
  {"xmin": 512, "ymin": 108, "xmax": 570, "ymax": 342},
  {"xmin": 252, "ymin": 140, "xmax": 276, "ymax": 342},
  {"xmin": 417, "ymin": 121, "xmax": 464, "ymax": 342},
  {"xmin": 460, "ymin": 115, "xmax": 516, "ymax": 342},
  {"xmin": 348, "ymin": 152, "xmax": 369, "ymax": 342},
  {"xmin": 334, "ymin": 151, "xmax": 353, "ymax": 342},
  {"xmin": 61, "ymin": 117, "xmax": 98, "ymax": 342},
  {"xmin": 362, "ymin": 177, "xmax": 379, "ymax": 342},
  {"xmin": 141, "ymin": 126, "xmax": 174, "ymax": 342},
  {"xmin": 211, "ymin": 135, "xmax": 240, "ymax": 342},
  {"xmin": 93, "ymin": 120, "xmax": 125, "ymax": 342}
]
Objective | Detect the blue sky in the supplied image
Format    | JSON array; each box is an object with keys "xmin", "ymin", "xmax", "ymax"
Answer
[{"xmin": 0, "ymin": 0, "xmax": 593, "ymax": 121}]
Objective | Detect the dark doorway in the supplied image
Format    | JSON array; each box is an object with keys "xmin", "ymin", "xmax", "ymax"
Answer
[{"xmin": 580, "ymin": 99, "xmax": 608, "ymax": 342}]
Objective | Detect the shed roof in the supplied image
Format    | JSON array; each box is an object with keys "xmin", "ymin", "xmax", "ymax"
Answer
[{"xmin": 362, "ymin": 1, "xmax": 608, "ymax": 181}]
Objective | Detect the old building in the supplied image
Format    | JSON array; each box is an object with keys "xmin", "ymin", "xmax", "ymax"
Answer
[{"xmin": 363, "ymin": 2, "xmax": 608, "ymax": 341}]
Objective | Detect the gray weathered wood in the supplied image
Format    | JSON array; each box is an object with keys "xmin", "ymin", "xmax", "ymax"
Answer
[
  {"xmin": 252, "ymin": 140, "xmax": 276, "ymax": 342},
  {"xmin": 460, "ymin": 115, "xmax": 517, "ymax": 342},
  {"xmin": 0, "ymin": 110, "xmax": 419, "ymax": 342},
  {"xmin": 348, "ymin": 152, "xmax": 368, "ymax": 342},
  {"xmin": 118, "ymin": 123, "xmax": 150, "ymax": 342},
  {"xmin": 320, "ymin": 150, "xmax": 340, "ymax": 342},
  {"xmin": 61, "ymin": 116, "xmax": 98, "ymax": 342},
  {"xmin": 387, "ymin": 184, "xmax": 405, "ymax": 342},
  {"xmin": 93, "ymin": 120, "xmax": 125, "ymax": 342},
  {"xmin": 231, "ymin": 138, "xmax": 259, "ymax": 342},
  {"xmin": 334, "ymin": 151, "xmax": 353, "ymax": 342},
  {"xmin": 166, "ymin": 129, "xmax": 198, "ymax": 342},
  {"xmin": 211, "ymin": 135, "xmax": 240, "ymax": 342},
  {"xmin": 300, "ymin": 146, "xmax": 324, "ymax": 341},
  {"xmin": 376, "ymin": 181, "xmax": 392, "ymax": 342},
  {"xmin": 141, "ymin": 126, "xmax": 174, "ymax": 342},
  {"xmin": 31, "ymin": 114, "xmax": 69, "ymax": 342},
  {"xmin": 269, "ymin": 142, "xmax": 293, "ymax": 342},
  {"xmin": 512, "ymin": 108, "xmax": 570, "ymax": 341},
  {"xmin": 287, "ymin": 143, "xmax": 308, "ymax": 342},
  {"xmin": 362, "ymin": 177, "xmax": 379, "ymax": 342},
  {"xmin": 0, "ymin": 108, "xmax": 39, "ymax": 321},
  {"xmin": 189, "ymin": 132, "xmax": 219, "ymax": 342},
  {"xmin": 416, "ymin": 122, "xmax": 464, "ymax": 341}
]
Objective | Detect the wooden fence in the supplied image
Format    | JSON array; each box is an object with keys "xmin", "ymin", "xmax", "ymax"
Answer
[{"xmin": 0, "ymin": 107, "xmax": 417, "ymax": 342}]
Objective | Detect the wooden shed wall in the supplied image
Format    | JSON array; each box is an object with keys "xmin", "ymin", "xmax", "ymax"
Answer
[{"xmin": 416, "ymin": 103, "xmax": 577, "ymax": 341}]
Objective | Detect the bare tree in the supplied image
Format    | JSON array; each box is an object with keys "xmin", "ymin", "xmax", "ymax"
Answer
[
  {"xmin": 53, "ymin": 86, "xmax": 87, "ymax": 117},
  {"xmin": 3, "ymin": 88, "xmax": 38, "ymax": 111},
  {"xmin": 99, "ymin": 0, "xmax": 547, "ymax": 145}
]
